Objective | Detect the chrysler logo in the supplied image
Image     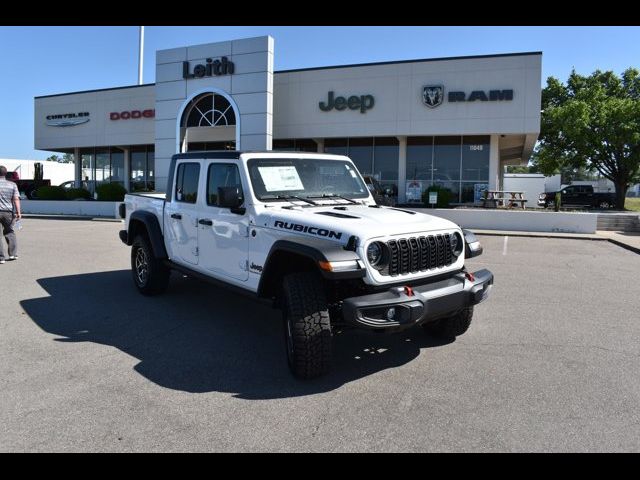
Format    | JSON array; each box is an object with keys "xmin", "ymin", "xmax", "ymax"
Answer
[
  {"xmin": 46, "ymin": 112, "xmax": 90, "ymax": 127},
  {"xmin": 422, "ymin": 85, "xmax": 444, "ymax": 108}
]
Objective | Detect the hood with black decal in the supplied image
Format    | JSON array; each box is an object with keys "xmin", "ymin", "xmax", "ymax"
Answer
[{"xmin": 257, "ymin": 204, "xmax": 461, "ymax": 244}]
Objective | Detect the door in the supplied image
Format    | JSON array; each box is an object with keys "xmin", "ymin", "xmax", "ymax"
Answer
[
  {"xmin": 580, "ymin": 186, "xmax": 594, "ymax": 205},
  {"xmin": 198, "ymin": 162, "xmax": 249, "ymax": 281},
  {"xmin": 164, "ymin": 161, "xmax": 201, "ymax": 265},
  {"xmin": 562, "ymin": 186, "xmax": 579, "ymax": 205}
]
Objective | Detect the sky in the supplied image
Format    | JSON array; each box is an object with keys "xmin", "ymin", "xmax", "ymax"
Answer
[{"xmin": 1, "ymin": 25, "xmax": 639, "ymax": 160}]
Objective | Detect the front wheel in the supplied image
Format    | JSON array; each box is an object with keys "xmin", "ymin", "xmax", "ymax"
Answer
[
  {"xmin": 282, "ymin": 272, "xmax": 332, "ymax": 379},
  {"xmin": 598, "ymin": 200, "xmax": 611, "ymax": 209},
  {"xmin": 131, "ymin": 234, "xmax": 170, "ymax": 295},
  {"xmin": 422, "ymin": 307, "xmax": 474, "ymax": 338}
]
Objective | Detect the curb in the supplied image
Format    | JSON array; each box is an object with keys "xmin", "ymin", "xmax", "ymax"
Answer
[
  {"xmin": 22, "ymin": 214, "xmax": 122, "ymax": 223},
  {"xmin": 472, "ymin": 231, "xmax": 606, "ymax": 241},
  {"xmin": 600, "ymin": 238, "xmax": 640, "ymax": 255}
]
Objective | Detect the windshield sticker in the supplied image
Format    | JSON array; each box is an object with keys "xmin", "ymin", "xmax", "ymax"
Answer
[{"xmin": 258, "ymin": 166, "xmax": 304, "ymax": 192}]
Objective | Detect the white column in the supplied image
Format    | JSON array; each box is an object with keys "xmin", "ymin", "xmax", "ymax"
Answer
[
  {"xmin": 313, "ymin": 138, "xmax": 324, "ymax": 153},
  {"xmin": 489, "ymin": 134, "xmax": 500, "ymax": 190},
  {"xmin": 123, "ymin": 148, "xmax": 131, "ymax": 192},
  {"xmin": 74, "ymin": 147, "xmax": 81, "ymax": 188},
  {"xmin": 397, "ymin": 136, "xmax": 407, "ymax": 204}
]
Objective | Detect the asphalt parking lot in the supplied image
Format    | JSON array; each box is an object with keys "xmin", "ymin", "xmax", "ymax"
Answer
[{"xmin": 1, "ymin": 218, "xmax": 639, "ymax": 452}]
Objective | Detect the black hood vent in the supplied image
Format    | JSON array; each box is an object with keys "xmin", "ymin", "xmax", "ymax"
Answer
[{"xmin": 315, "ymin": 211, "xmax": 360, "ymax": 219}]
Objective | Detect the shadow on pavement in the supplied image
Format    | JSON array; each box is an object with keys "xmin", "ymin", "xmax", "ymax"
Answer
[{"xmin": 21, "ymin": 270, "xmax": 452, "ymax": 399}]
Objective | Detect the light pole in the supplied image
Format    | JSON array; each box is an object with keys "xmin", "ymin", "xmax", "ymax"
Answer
[{"xmin": 138, "ymin": 26, "xmax": 145, "ymax": 85}]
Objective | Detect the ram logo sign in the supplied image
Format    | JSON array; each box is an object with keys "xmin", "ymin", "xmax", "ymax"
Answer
[{"xmin": 422, "ymin": 85, "xmax": 444, "ymax": 108}]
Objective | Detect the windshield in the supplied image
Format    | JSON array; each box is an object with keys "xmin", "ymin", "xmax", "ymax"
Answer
[{"xmin": 247, "ymin": 157, "xmax": 370, "ymax": 201}]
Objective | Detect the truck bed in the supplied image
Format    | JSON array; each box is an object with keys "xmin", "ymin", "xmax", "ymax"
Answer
[{"xmin": 123, "ymin": 193, "xmax": 166, "ymax": 235}]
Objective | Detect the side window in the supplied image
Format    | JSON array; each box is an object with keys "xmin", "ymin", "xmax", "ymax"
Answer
[
  {"xmin": 175, "ymin": 162, "xmax": 200, "ymax": 203},
  {"xmin": 207, "ymin": 163, "xmax": 243, "ymax": 206}
]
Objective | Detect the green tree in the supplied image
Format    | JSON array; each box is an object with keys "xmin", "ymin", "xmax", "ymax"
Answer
[
  {"xmin": 535, "ymin": 68, "xmax": 640, "ymax": 209},
  {"xmin": 62, "ymin": 153, "xmax": 74, "ymax": 163},
  {"xmin": 46, "ymin": 154, "xmax": 60, "ymax": 162}
]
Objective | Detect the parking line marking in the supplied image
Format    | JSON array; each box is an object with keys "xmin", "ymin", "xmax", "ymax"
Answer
[{"xmin": 503, "ymin": 236, "xmax": 509, "ymax": 255}]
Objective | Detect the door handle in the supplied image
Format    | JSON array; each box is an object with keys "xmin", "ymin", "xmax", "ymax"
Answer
[
  {"xmin": 170, "ymin": 213, "xmax": 182, "ymax": 220},
  {"xmin": 199, "ymin": 219, "xmax": 213, "ymax": 226}
]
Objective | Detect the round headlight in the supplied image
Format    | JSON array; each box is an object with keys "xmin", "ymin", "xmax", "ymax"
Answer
[
  {"xmin": 451, "ymin": 232, "xmax": 463, "ymax": 257},
  {"xmin": 367, "ymin": 242, "xmax": 384, "ymax": 266}
]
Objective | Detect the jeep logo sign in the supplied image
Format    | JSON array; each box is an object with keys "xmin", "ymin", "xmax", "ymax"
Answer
[{"xmin": 319, "ymin": 91, "xmax": 374, "ymax": 114}]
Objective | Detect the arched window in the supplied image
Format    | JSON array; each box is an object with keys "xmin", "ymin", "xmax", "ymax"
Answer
[{"xmin": 182, "ymin": 92, "xmax": 236, "ymax": 128}]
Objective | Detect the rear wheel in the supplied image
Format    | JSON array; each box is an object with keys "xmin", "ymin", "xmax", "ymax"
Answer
[
  {"xmin": 282, "ymin": 272, "xmax": 332, "ymax": 379},
  {"xmin": 131, "ymin": 234, "xmax": 170, "ymax": 295},
  {"xmin": 598, "ymin": 200, "xmax": 611, "ymax": 209},
  {"xmin": 422, "ymin": 307, "xmax": 474, "ymax": 338}
]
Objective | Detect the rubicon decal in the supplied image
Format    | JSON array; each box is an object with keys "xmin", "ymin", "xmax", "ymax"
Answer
[
  {"xmin": 110, "ymin": 109, "xmax": 155, "ymax": 120},
  {"xmin": 46, "ymin": 112, "xmax": 90, "ymax": 127},
  {"xmin": 274, "ymin": 221, "xmax": 342, "ymax": 240}
]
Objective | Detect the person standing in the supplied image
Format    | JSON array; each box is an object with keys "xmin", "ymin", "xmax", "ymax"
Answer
[{"xmin": 0, "ymin": 165, "xmax": 21, "ymax": 264}]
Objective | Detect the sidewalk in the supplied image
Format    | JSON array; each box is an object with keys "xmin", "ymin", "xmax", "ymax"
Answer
[{"xmin": 595, "ymin": 230, "xmax": 640, "ymax": 254}]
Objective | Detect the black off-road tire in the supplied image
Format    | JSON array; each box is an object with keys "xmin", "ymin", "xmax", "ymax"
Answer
[
  {"xmin": 423, "ymin": 307, "xmax": 474, "ymax": 338},
  {"xmin": 282, "ymin": 272, "xmax": 332, "ymax": 379},
  {"xmin": 131, "ymin": 234, "xmax": 170, "ymax": 295}
]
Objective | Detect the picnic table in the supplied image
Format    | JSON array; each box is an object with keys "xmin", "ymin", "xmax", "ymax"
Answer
[{"xmin": 481, "ymin": 190, "xmax": 527, "ymax": 209}]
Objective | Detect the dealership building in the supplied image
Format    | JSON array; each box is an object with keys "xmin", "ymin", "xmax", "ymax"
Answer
[{"xmin": 34, "ymin": 36, "xmax": 542, "ymax": 204}]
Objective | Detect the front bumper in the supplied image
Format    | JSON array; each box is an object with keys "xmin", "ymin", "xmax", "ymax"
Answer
[{"xmin": 341, "ymin": 269, "xmax": 493, "ymax": 330}]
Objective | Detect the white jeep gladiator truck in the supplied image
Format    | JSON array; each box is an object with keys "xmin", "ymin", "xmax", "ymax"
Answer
[{"xmin": 119, "ymin": 151, "xmax": 493, "ymax": 379}]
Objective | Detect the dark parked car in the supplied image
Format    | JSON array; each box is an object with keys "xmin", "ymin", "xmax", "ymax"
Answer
[
  {"xmin": 6, "ymin": 171, "xmax": 51, "ymax": 199},
  {"xmin": 538, "ymin": 184, "xmax": 616, "ymax": 209}
]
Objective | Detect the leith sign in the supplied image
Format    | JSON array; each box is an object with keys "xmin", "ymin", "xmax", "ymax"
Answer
[{"xmin": 182, "ymin": 57, "xmax": 235, "ymax": 79}]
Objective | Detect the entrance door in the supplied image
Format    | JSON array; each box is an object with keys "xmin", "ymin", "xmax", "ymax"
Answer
[
  {"xmin": 164, "ymin": 161, "xmax": 201, "ymax": 266},
  {"xmin": 198, "ymin": 161, "xmax": 249, "ymax": 281}
]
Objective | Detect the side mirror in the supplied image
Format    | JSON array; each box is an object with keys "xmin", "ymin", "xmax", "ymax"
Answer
[{"xmin": 218, "ymin": 186, "xmax": 243, "ymax": 207}]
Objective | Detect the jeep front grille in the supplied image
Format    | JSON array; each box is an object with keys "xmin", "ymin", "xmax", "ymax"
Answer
[{"xmin": 383, "ymin": 234, "xmax": 454, "ymax": 276}]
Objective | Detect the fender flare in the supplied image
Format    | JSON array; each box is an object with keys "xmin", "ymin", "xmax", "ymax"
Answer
[
  {"xmin": 257, "ymin": 237, "xmax": 365, "ymax": 297},
  {"xmin": 127, "ymin": 211, "xmax": 168, "ymax": 260}
]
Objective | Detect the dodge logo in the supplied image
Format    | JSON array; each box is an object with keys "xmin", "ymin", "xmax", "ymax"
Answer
[{"xmin": 422, "ymin": 85, "xmax": 444, "ymax": 108}]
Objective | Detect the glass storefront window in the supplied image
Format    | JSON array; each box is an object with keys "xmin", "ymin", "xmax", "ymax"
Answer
[
  {"xmin": 95, "ymin": 149, "xmax": 110, "ymax": 186},
  {"xmin": 110, "ymin": 150, "xmax": 124, "ymax": 186},
  {"xmin": 433, "ymin": 136, "xmax": 461, "ymax": 189},
  {"xmin": 348, "ymin": 137, "xmax": 373, "ymax": 175},
  {"xmin": 80, "ymin": 148, "xmax": 95, "ymax": 194},
  {"xmin": 131, "ymin": 145, "xmax": 155, "ymax": 192},
  {"xmin": 273, "ymin": 139, "xmax": 295, "ymax": 151},
  {"xmin": 406, "ymin": 137, "xmax": 433, "ymax": 182},
  {"xmin": 294, "ymin": 139, "xmax": 318, "ymax": 152},
  {"xmin": 324, "ymin": 138, "xmax": 348, "ymax": 156},
  {"xmin": 462, "ymin": 136, "xmax": 490, "ymax": 181},
  {"xmin": 147, "ymin": 147, "xmax": 155, "ymax": 190},
  {"xmin": 373, "ymin": 137, "xmax": 399, "ymax": 198}
]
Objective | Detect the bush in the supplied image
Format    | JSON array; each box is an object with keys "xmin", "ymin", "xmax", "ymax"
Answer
[
  {"xmin": 96, "ymin": 183, "xmax": 127, "ymax": 201},
  {"xmin": 66, "ymin": 188, "xmax": 92, "ymax": 200},
  {"xmin": 35, "ymin": 185, "xmax": 67, "ymax": 200},
  {"xmin": 422, "ymin": 185, "xmax": 453, "ymax": 208}
]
